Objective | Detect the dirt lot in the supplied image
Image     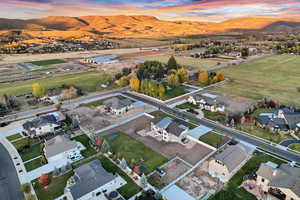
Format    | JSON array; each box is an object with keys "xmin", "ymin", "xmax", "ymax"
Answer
[
  {"xmin": 177, "ymin": 159, "xmax": 223, "ymax": 199},
  {"xmin": 97, "ymin": 114, "xmax": 213, "ymax": 165},
  {"xmin": 148, "ymin": 158, "xmax": 191, "ymax": 189}
]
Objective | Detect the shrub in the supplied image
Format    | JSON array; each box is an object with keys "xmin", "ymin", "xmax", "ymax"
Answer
[
  {"xmin": 39, "ymin": 173, "xmax": 51, "ymax": 187},
  {"xmin": 20, "ymin": 183, "xmax": 31, "ymax": 194},
  {"xmin": 26, "ymin": 194, "xmax": 37, "ymax": 200}
]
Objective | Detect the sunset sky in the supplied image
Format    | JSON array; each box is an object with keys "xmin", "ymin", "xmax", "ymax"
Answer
[{"xmin": 1, "ymin": 0, "xmax": 300, "ymax": 21}]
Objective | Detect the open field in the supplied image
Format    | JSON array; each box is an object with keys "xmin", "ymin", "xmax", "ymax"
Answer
[
  {"xmin": 209, "ymin": 154, "xmax": 285, "ymax": 200},
  {"xmin": 29, "ymin": 59, "xmax": 66, "ymax": 66},
  {"xmin": 210, "ymin": 55, "xmax": 300, "ymax": 107},
  {"xmin": 0, "ymin": 71, "xmax": 114, "ymax": 97},
  {"xmin": 104, "ymin": 132, "xmax": 168, "ymax": 174},
  {"xmin": 141, "ymin": 55, "xmax": 223, "ymax": 69}
]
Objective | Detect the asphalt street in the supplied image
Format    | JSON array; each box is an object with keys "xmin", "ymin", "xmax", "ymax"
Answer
[
  {"xmin": 0, "ymin": 143, "xmax": 23, "ymax": 200},
  {"xmin": 124, "ymin": 92, "xmax": 300, "ymax": 163}
]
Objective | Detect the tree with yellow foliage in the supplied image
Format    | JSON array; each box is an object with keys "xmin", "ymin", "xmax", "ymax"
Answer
[
  {"xmin": 167, "ymin": 74, "xmax": 179, "ymax": 86},
  {"xmin": 177, "ymin": 68, "xmax": 189, "ymax": 83},
  {"xmin": 32, "ymin": 83, "xmax": 45, "ymax": 98},
  {"xmin": 116, "ymin": 76, "xmax": 129, "ymax": 87},
  {"xmin": 158, "ymin": 84, "xmax": 165, "ymax": 98},
  {"xmin": 216, "ymin": 72, "xmax": 225, "ymax": 81},
  {"xmin": 198, "ymin": 71, "xmax": 209, "ymax": 84},
  {"xmin": 130, "ymin": 77, "xmax": 140, "ymax": 91}
]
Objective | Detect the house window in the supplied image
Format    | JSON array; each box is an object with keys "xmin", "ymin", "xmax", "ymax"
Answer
[
  {"xmin": 262, "ymin": 178, "xmax": 264, "ymax": 182},
  {"xmin": 102, "ymin": 189, "xmax": 107, "ymax": 193}
]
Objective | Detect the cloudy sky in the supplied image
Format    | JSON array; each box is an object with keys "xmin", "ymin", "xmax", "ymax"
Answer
[{"xmin": 1, "ymin": 0, "xmax": 300, "ymax": 21}]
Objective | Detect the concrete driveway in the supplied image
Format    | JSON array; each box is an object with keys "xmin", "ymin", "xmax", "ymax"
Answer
[{"xmin": 0, "ymin": 143, "xmax": 24, "ymax": 200}]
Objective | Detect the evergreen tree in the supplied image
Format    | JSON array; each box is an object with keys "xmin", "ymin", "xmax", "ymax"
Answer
[{"xmin": 167, "ymin": 56, "xmax": 178, "ymax": 70}]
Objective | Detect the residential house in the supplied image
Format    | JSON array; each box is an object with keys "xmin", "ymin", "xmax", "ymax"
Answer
[
  {"xmin": 23, "ymin": 112, "xmax": 64, "ymax": 137},
  {"xmin": 256, "ymin": 162, "xmax": 300, "ymax": 200},
  {"xmin": 103, "ymin": 97, "xmax": 133, "ymax": 115},
  {"xmin": 64, "ymin": 160, "xmax": 126, "ymax": 200},
  {"xmin": 44, "ymin": 135, "xmax": 82, "ymax": 164},
  {"xmin": 208, "ymin": 143, "xmax": 252, "ymax": 183},
  {"xmin": 188, "ymin": 93, "xmax": 225, "ymax": 113},
  {"xmin": 256, "ymin": 108, "xmax": 300, "ymax": 133},
  {"xmin": 150, "ymin": 117, "xmax": 189, "ymax": 143}
]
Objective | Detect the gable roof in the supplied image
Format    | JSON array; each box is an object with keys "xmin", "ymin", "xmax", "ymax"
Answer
[
  {"xmin": 154, "ymin": 117, "xmax": 188, "ymax": 137},
  {"xmin": 69, "ymin": 160, "xmax": 116, "ymax": 199},
  {"xmin": 23, "ymin": 114, "xmax": 59, "ymax": 131},
  {"xmin": 104, "ymin": 97, "xmax": 132, "ymax": 110},
  {"xmin": 44, "ymin": 135, "xmax": 78, "ymax": 159},
  {"xmin": 214, "ymin": 144, "xmax": 249, "ymax": 173},
  {"xmin": 154, "ymin": 117, "xmax": 173, "ymax": 129},
  {"xmin": 192, "ymin": 94, "xmax": 225, "ymax": 106},
  {"xmin": 257, "ymin": 163, "xmax": 300, "ymax": 198}
]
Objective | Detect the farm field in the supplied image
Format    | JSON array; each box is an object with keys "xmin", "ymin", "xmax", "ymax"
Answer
[
  {"xmin": 141, "ymin": 55, "xmax": 224, "ymax": 69},
  {"xmin": 210, "ymin": 55, "xmax": 300, "ymax": 107},
  {"xmin": 0, "ymin": 71, "xmax": 115, "ymax": 97}
]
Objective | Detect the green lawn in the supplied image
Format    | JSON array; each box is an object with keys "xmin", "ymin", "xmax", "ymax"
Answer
[
  {"xmin": 104, "ymin": 132, "xmax": 168, "ymax": 174},
  {"xmin": 203, "ymin": 110, "xmax": 226, "ymax": 122},
  {"xmin": 209, "ymin": 154, "xmax": 285, "ymax": 200},
  {"xmin": 99, "ymin": 156, "xmax": 141, "ymax": 199},
  {"xmin": 25, "ymin": 157, "xmax": 44, "ymax": 171},
  {"xmin": 148, "ymin": 173, "xmax": 166, "ymax": 190},
  {"xmin": 33, "ymin": 171, "xmax": 74, "ymax": 200},
  {"xmin": 0, "ymin": 72, "xmax": 115, "ymax": 97},
  {"xmin": 176, "ymin": 103, "xmax": 199, "ymax": 110},
  {"xmin": 12, "ymin": 137, "xmax": 40, "ymax": 151},
  {"xmin": 29, "ymin": 59, "xmax": 66, "ymax": 66},
  {"xmin": 141, "ymin": 55, "xmax": 221, "ymax": 69},
  {"xmin": 238, "ymin": 124, "xmax": 292, "ymax": 144},
  {"xmin": 6, "ymin": 133, "xmax": 23, "ymax": 141},
  {"xmin": 289, "ymin": 144, "xmax": 300, "ymax": 152},
  {"xmin": 199, "ymin": 132, "xmax": 228, "ymax": 148},
  {"xmin": 19, "ymin": 143, "xmax": 42, "ymax": 161},
  {"xmin": 210, "ymin": 55, "xmax": 300, "ymax": 107},
  {"xmin": 73, "ymin": 135, "xmax": 97, "ymax": 158},
  {"xmin": 164, "ymin": 85, "xmax": 191, "ymax": 100}
]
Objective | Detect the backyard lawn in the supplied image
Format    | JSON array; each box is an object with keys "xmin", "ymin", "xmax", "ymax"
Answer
[
  {"xmin": 99, "ymin": 156, "xmax": 141, "ymax": 199},
  {"xmin": 12, "ymin": 137, "xmax": 40, "ymax": 151},
  {"xmin": 19, "ymin": 143, "xmax": 42, "ymax": 161},
  {"xmin": 29, "ymin": 59, "xmax": 66, "ymax": 66},
  {"xmin": 73, "ymin": 135, "xmax": 97, "ymax": 158},
  {"xmin": 104, "ymin": 132, "xmax": 168, "ymax": 174},
  {"xmin": 25, "ymin": 157, "xmax": 44, "ymax": 172},
  {"xmin": 209, "ymin": 154, "xmax": 285, "ymax": 200},
  {"xmin": 238, "ymin": 124, "xmax": 292, "ymax": 144},
  {"xmin": 164, "ymin": 85, "xmax": 192, "ymax": 100},
  {"xmin": 33, "ymin": 171, "xmax": 74, "ymax": 200},
  {"xmin": 203, "ymin": 110, "xmax": 226, "ymax": 122},
  {"xmin": 199, "ymin": 132, "xmax": 228, "ymax": 148},
  {"xmin": 0, "ymin": 71, "xmax": 115, "ymax": 97},
  {"xmin": 6, "ymin": 133, "xmax": 23, "ymax": 141},
  {"xmin": 210, "ymin": 55, "xmax": 300, "ymax": 107}
]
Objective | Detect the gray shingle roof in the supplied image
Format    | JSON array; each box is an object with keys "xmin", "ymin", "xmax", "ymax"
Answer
[
  {"xmin": 155, "ymin": 117, "xmax": 173, "ymax": 129},
  {"xmin": 214, "ymin": 144, "xmax": 249, "ymax": 173},
  {"xmin": 104, "ymin": 97, "xmax": 132, "ymax": 110},
  {"xmin": 154, "ymin": 117, "xmax": 188, "ymax": 137},
  {"xmin": 69, "ymin": 160, "xmax": 116, "ymax": 200},
  {"xmin": 44, "ymin": 135, "xmax": 77, "ymax": 159},
  {"xmin": 23, "ymin": 115, "xmax": 59, "ymax": 130},
  {"xmin": 192, "ymin": 94, "xmax": 225, "ymax": 106},
  {"xmin": 257, "ymin": 163, "xmax": 300, "ymax": 197}
]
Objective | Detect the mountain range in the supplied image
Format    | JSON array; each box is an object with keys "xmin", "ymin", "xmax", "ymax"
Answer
[{"xmin": 1, "ymin": 15, "xmax": 300, "ymax": 39}]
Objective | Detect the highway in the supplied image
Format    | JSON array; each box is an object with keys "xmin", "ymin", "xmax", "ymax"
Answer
[{"xmin": 124, "ymin": 92, "xmax": 300, "ymax": 164}]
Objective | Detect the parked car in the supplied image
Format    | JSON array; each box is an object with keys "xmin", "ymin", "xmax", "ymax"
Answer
[{"xmin": 156, "ymin": 168, "xmax": 166, "ymax": 177}]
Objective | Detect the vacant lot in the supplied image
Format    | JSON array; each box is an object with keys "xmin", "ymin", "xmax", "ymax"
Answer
[
  {"xmin": 141, "ymin": 55, "xmax": 222, "ymax": 69},
  {"xmin": 210, "ymin": 55, "xmax": 300, "ymax": 107},
  {"xmin": 29, "ymin": 59, "xmax": 66, "ymax": 66},
  {"xmin": 0, "ymin": 71, "xmax": 114, "ymax": 97},
  {"xmin": 105, "ymin": 132, "xmax": 168, "ymax": 174}
]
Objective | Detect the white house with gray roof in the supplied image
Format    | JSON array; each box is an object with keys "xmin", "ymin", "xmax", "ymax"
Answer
[
  {"xmin": 256, "ymin": 162, "xmax": 300, "ymax": 200},
  {"xmin": 188, "ymin": 93, "xmax": 225, "ymax": 113},
  {"xmin": 150, "ymin": 117, "xmax": 189, "ymax": 143},
  {"xmin": 208, "ymin": 143, "xmax": 252, "ymax": 183},
  {"xmin": 44, "ymin": 135, "xmax": 83, "ymax": 164},
  {"xmin": 64, "ymin": 160, "xmax": 126, "ymax": 200},
  {"xmin": 103, "ymin": 97, "xmax": 133, "ymax": 115}
]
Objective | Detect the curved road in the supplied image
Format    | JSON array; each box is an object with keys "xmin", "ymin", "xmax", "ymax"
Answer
[
  {"xmin": 124, "ymin": 92, "xmax": 300, "ymax": 164},
  {"xmin": 0, "ymin": 143, "xmax": 23, "ymax": 200},
  {"xmin": 280, "ymin": 140, "xmax": 300, "ymax": 147}
]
